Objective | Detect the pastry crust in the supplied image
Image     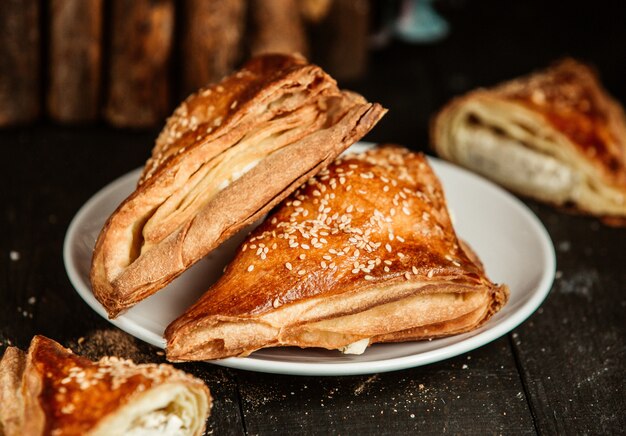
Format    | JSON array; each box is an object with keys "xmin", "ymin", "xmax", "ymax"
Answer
[
  {"xmin": 90, "ymin": 53, "xmax": 386, "ymax": 317},
  {"xmin": 432, "ymin": 58, "xmax": 626, "ymax": 224},
  {"xmin": 165, "ymin": 145, "xmax": 509, "ymax": 361},
  {"xmin": 0, "ymin": 336, "xmax": 211, "ymax": 436}
]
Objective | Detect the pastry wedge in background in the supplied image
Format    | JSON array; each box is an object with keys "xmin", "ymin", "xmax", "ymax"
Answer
[
  {"xmin": 91, "ymin": 53, "xmax": 386, "ymax": 318},
  {"xmin": 432, "ymin": 59, "xmax": 626, "ymax": 224},
  {"xmin": 0, "ymin": 335, "xmax": 211, "ymax": 436},
  {"xmin": 165, "ymin": 145, "xmax": 508, "ymax": 361}
]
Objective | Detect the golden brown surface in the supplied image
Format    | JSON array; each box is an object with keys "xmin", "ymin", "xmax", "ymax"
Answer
[
  {"xmin": 495, "ymin": 59, "xmax": 626, "ymax": 188},
  {"xmin": 0, "ymin": 336, "xmax": 211, "ymax": 436},
  {"xmin": 432, "ymin": 58, "xmax": 626, "ymax": 224},
  {"xmin": 166, "ymin": 145, "xmax": 508, "ymax": 361},
  {"xmin": 90, "ymin": 53, "xmax": 386, "ymax": 317}
]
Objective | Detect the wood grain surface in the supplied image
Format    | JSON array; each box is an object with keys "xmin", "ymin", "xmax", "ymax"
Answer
[
  {"xmin": 48, "ymin": 0, "xmax": 103, "ymax": 122},
  {"xmin": 0, "ymin": 0, "xmax": 40, "ymax": 125},
  {"xmin": 104, "ymin": 0, "xmax": 174, "ymax": 127},
  {"xmin": 179, "ymin": 0, "xmax": 246, "ymax": 98}
]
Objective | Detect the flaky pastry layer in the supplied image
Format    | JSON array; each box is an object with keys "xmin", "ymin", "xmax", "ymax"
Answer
[
  {"xmin": 0, "ymin": 336, "xmax": 211, "ymax": 436},
  {"xmin": 166, "ymin": 145, "xmax": 508, "ymax": 361},
  {"xmin": 432, "ymin": 58, "xmax": 626, "ymax": 223},
  {"xmin": 90, "ymin": 54, "xmax": 386, "ymax": 317}
]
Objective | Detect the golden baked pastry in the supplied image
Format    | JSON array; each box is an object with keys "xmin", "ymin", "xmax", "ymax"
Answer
[
  {"xmin": 91, "ymin": 53, "xmax": 386, "ymax": 317},
  {"xmin": 165, "ymin": 145, "xmax": 509, "ymax": 361},
  {"xmin": 432, "ymin": 59, "xmax": 626, "ymax": 224},
  {"xmin": 0, "ymin": 336, "xmax": 211, "ymax": 436}
]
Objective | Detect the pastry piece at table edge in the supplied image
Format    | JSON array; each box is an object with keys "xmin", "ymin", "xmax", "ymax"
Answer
[
  {"xmin": 90, "ymin": 53, "xmax": 386, "ymax": 318},
  {"xmin": 0, "ymin": 335, "xmax": 211, "ymax": 436},
  {"xmin": 432, "ymin": 58, "xmax": 626, "ymax": 225},
  {"xmin": 165, "ymin": 145, "xmax": 509, "ymax": 361}
]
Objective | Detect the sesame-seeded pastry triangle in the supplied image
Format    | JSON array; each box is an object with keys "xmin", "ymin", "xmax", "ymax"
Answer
[
  {"xmin": 165, "ymin": 145, "xmax": 509, "ymax": 361},
  {"xmin": 91, "ymin": 53, "xmax": 386, "ymax": 318},
  {"xmin": 0, "ymin": 335, "xmax": 211, "ymax": 436},
  {"xmin": 432, "ymin": 58, "xmax": 626, "ymax": 225}
]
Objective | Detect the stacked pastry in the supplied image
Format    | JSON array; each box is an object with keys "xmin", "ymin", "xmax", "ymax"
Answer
[
  {"xmin": 91, "ymin": 53, "xmax": 386, "ymax": 317},
  {"xmin": 432, "ymin": 59, "xmax": 626, "ymax": 224},
  {"xmin": 0, "ymin": 336, "xmax": 211, "ymax": 436},
  {"xmin": 88, "ymin": 53, "xmax": 509, "ymax": 361}
]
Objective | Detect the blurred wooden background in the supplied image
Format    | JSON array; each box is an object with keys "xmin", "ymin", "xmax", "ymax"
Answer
[
  {"xmin": 0, "ymin": 0, "xmax": 375, "ymax": 128},
  {"xmin": 2, "ymin": 0, "xmax": 625, "ymax": 134}
]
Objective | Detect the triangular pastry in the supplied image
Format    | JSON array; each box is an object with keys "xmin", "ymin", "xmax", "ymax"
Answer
[
  {"xmin": 0, "ymin": 335, "xmax": 211, "ymax": 435},
  {"xmin": 91, "ymin": 53, "xmax": 386, "ymax": 317},
  {"xmin": 165, "ymin": 145, "xmax": 508, "ymax": 361},
  {"xmin": 432, "ymin": 59, "xmax": 626, "ymax": 224}
]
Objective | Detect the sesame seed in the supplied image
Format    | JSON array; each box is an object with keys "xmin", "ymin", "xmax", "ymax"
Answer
[
  {"xmin": 396, "ymin": 236, "xmax": 405, "ymax": 243},
  {"xmin": 364, "ymin": 275, "xmax": 374, "ymax": 281},
  {"xmin": 298, "ymin": 270, "xmax": 306, "ymax": 275},
  {"xmin": 384, "ymin": 266, "xmax": 390, "ymax": 272},
  {"xmin": 299, "ymin": 254, "xmax": 306, "ymax": 260},
  {"xmin": 412, "ymin": 266, "xmax": 419, "ymax": 274},
  {"xmin": 321, "ymin": 261, "xmax": 327, "ymax": 269},
  {"xmin": 385, "ymin": 243, "xmax": 392, "ymax": 252},
  {"xmin": 286, "ymin": 262, "xmax": 293, "ymax": 270},
  {"xmin": 404, "ymin": 272, "xmax": 411, "ymax": 280},
  {"xmin": 384, "ymin": 260, "xmax": 392, "ymax": 265},
  {"xmin": 247, "ymin": 265, "xmax": 255, "ymax": 272},
  {"xmin": 427, "ymin": 269, "xmax": 434, "ymax": 278}
]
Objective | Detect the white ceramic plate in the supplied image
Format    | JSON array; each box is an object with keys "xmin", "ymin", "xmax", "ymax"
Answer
[{"xmin": 64, "ymin": 143, "xmax": 555, "ymax": 376}]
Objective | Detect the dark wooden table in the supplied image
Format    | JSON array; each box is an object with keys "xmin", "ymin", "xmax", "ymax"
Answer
[{"xmin": 2, "ymin": 1, "xmax": 625, "ymax": 434}]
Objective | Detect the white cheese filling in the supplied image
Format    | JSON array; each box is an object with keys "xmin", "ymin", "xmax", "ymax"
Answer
[
  {"xmin": 458, "ymin": 126, "xmax": 579, "ymax": 203},
  {"xmin": 339, "ymin": 338, "xmax": 370, "ymax": 355},
  {"xmin": 126, "ymin": 410, "xmax": 188, "ymax": 436}
]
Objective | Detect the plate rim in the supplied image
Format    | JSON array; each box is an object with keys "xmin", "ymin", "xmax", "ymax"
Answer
[{"xmin": 64, "ymin": 149, "xmax": 556, "ymax": 376}]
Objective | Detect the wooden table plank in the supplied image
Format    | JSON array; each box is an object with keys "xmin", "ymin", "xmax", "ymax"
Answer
[
  {"xmin": 510, "ymin": 207, "xmax": 626, "ymax": 435},
  {"xmin": 236, "ymin": 337, "xmax": 535, "ymax": 435}
]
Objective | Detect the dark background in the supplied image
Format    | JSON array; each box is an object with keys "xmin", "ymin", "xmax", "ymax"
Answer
[{"xmin": 1, "ymin": 1, "xmax": 625, "ymax": 435}]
